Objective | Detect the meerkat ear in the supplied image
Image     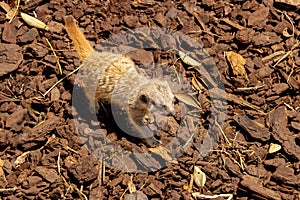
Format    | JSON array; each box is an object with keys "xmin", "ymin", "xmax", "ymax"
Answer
[{"xmin": 139, "ymin": 94, "xmax": 149, "ymax": 104}]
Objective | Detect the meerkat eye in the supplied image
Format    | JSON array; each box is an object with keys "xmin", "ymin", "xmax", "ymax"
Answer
[
  {"xmin": 162, "ymin": 105, "xmax": 167, "ymax": 110},
  {"xmin": 139, "ymin": 94, "xmax": 148, "ymax": 104}
]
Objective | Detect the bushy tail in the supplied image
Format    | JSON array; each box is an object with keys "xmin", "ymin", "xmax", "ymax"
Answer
[{"xmin": 64, "ymin": 15, "xmax": 93, "ymax": 61}]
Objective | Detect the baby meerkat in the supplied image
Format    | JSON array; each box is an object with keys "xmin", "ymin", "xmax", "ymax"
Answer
[{"xmin": 64, "ymin": 16, "xmax": 175, "ymax": 147}]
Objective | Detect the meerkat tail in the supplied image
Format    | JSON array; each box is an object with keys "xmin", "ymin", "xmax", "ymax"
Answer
[{"xmin": 64, "ymin": 15, "xmax": 93, "ymax": 61}]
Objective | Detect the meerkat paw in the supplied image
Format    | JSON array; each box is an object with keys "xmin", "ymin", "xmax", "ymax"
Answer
[{"xmin": 143, "ymin": 136, "xmax": 162, "ymax": 147}]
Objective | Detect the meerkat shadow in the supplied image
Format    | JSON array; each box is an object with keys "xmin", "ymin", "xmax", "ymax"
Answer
[
  {"xmin": 72, "ymin": 85, "xmax": 98, "ymax": 122},
  {"xmin": 72, "ymin": 87, "xmax": 160, "ymax": 148},
  {"xmin": 96, "ymin": 102, "xmax": 160, "ymax": 147}
]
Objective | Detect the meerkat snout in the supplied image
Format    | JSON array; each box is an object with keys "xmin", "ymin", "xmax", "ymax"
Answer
[
  {"xmin": 136, "ymin": 82, "xmax": 175, "ymax": 116},
  {"xmin": 148, "ymin": 96, "xmax": 175, "ymax": 115}
]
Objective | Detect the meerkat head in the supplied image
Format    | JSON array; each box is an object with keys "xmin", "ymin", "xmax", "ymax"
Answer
[{"xmin": 135, "ymin": 81, "xmax": 175, "ymax": 115}]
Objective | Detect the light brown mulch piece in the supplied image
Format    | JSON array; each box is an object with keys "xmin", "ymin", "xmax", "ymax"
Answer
[
  {"xmin": 225, "ymin": 51, "xmax": 247, "ymax": 79},
  {"xmin": 18, "ymin": 28, "xmax": 39, "ymax": 43},
  {"xmin": 274, "ymin": 0, "xmax": 300, "ymax": 8},
  {"xmin": 247, "ymin": 7, "xmax": 269, "ymax": 27},
  {"xmin": 133, "ymin": 153, "xmax": 163, "ymax": 171},
  {"xmin": 278, "ymin": 69, "xmax": 300, "ymax": 90},
  {"xmin": 15, "ymin": 113, "xmax": 62, "ymax": 150},
  {"xmin": 266, "ymin": 83, "xmax": 289, "ymax": 96},
  {"xmin": 234, "ymin": 115, "xmax": 270, "ymax": 142},
  {"xmin": 235, "ymin": 28, "xmax": 255, "ymax": 45},
  {"xmin": 5, "ymin": 106, "xmax": 27, "ymax": 131},
  {"xmin": 0, "ymin": 43, "xmax": 22, "ymax": 77},
  {"xmin": 240, "ymin": 175, "xmax": 282, "ymax": 200},
  {"xmin": 35, "ymin": 166, "xmax": 60, "ymax": 183},
  {"xmin": 220, "ymin": 18, "xmax": 245, "ymax": 30},
  {"xmin": 126, "ymin": 49, "xmax": 154, "ymax": 66},
  {"xmin": 264, "ymin": 158, "xmax": 286, "ymax": 168},
  {"xmin": 68, "ymin": 156, "xmax": 98, "ymax": 184},
  {"xmin": 272, "ymin": 165, "xmax": 299, "ymax": 186},
  {"xmin": 253, "ymin": 32, "xmax": 281, "ymax": 46},
  {"xmin": 124, "ymin": 191, "xmax": 148, "ymax": 200},
  {"xmin": 291, "ymin": 121, "xmax": 300, "ymax": 131},
  {"xmin": 2, "ymin": 23, "xmax": 16, "ymax": 43},
  {"xmin": 268, "ymin": 106, "xmax": 300, "ymax": 161},
  {"xmin": 143, "ymin": 180, "xmax": 164, "ymax": 196},
  {"xmin": 29, "ymin": 113, "xmax": 61, "ymax": 138}
]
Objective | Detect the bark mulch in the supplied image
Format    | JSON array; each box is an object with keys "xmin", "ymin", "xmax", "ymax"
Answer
[{"xmin": 0, "ymin": 0, "xmax": 299, "ymax": 199}]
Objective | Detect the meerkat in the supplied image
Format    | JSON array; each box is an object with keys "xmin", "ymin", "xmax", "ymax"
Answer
[{"xmin": 64, "ymin": 16, "xmax": 175, "ymax": 147}]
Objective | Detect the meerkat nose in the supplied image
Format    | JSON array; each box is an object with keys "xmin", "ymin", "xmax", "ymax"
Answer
[{"xmin": 168, "ymin": 106, "xmax": 176, "ymax": 116}]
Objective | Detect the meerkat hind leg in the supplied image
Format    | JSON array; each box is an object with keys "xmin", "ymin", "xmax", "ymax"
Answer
[
  {"xmin": 142, "ymin": 136, "xmax": 162, "ymax": 148},
  {"xmin": 95, "ymin": 100, "xmax": 111, "ymax": 117}
]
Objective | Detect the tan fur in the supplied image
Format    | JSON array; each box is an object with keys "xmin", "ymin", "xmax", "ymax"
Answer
[
  {"xmin": 64, "ymin": 15, "xmax": 93, "ymax": 61},
  {"xmin": 64, "ymin": 16, "xmax": 175, "ymax": 147}
]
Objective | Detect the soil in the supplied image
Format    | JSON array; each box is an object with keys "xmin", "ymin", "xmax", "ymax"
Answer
[{"xmin": 0, "ymin": 0, "xmax": 300, "ymax": 199}]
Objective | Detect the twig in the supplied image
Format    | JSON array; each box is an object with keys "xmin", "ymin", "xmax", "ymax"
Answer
[
  {"xmin": 0, "ymin": 187, "xmax": 18, "ymax": 192},
  {"xmin": 223, "ymin": 150, "xmax": 244, "ymax": 170},
  {"xmin": 43, "ymin": 64, "xmax": 83, "ymax": 97},
  {"xmin": 0, "ymin": 99, "xmax": 21, "ymax": 103},
  {"xmin": 236, "ymin": 84, "xmax": 265, "ymax": 91},
  {"xmin": 97, "ymin": 160, "xmax": 103, "ymax": 186},
  {"xmin": 284, "ymin": 102, "xmax": 295, "ymax": 110},
  {"xmin": 139, "ymin": 179, "xmax": 149, "ymax": 191},
  {"xmin": 220, "ymin": 18, "xmax": 245, "ymax": 30},
  {"xmin": 188, "ymin": 174, "xmax": 194, "ymax": 193},
  {"xmin": 74, "ymin": 187, "xmax": 88, "ymax": 200},
  {"xmin": 272, "ymin": 42, "xmax": 299, "ymax": 68},
  {"xmin": 262, "ymin": 51, "xmax": 285, "ymax": 63},
  {"xmin": 234, "ymin": 149, "xmax": 246, "ymax": 170},
  {"xmin": 287, "ymin": 61, "xmax": 296, "ymax": 85},
  {"xmin": 45, "ymin": 38, "xmax": 63, "ymax": 75},
  {"xmin": 58, "ymin": 151, "xmax": 61, "ymax": 175},
  {"xmin": 283, "ymin": 11, "xmax": 295, "ymax": 37},
  {"xmin": 272, "ymin": 50, "xmax": 292, "ymax": 68},
  {"xmin": 102, "ymin": 161, "xmax": 106, "ymax": 185},
  {"xmin": 120, "ymin": 188, "xmax": 129, "ymax": 199},
  {"xmin": 170, "ymin": 56, "xmax": 182, "ymax": 84},
  {"xmin": 192, "ymin": 192, "xmax": 233, "ymax": 200},
  {"xmin": 183, "ymin": 116, "xmax": 196, "ymax": 149},
  {"xmin": 215, "ymin": 119, "xmax": 231, "ymax": 146},
  {"xmin": 57, "ymin": 150, "xmax": 88, "ymax": 200},
  {"xmin": 8, "ymin": 0, "xmax": 20, "ymax": 23}
]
